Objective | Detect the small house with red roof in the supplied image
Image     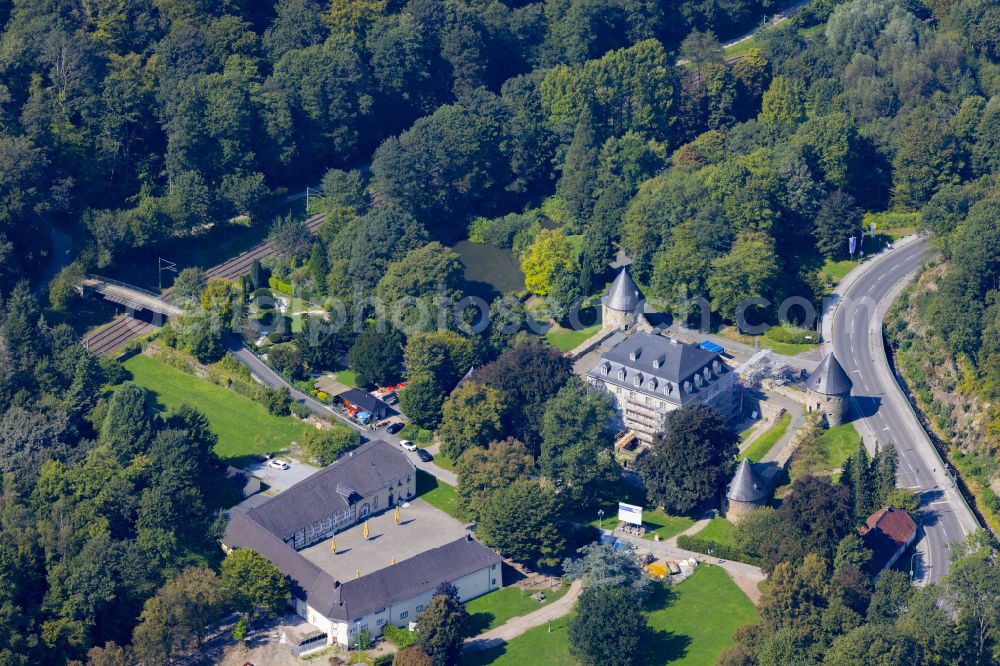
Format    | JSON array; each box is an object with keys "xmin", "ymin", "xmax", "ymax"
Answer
[{"xmin": 859, "ymin": 507, "xmax": 917, "ymax": 574}]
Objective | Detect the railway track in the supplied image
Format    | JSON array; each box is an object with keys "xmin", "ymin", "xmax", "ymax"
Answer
[
  {"xmin": 83, "ymin": 213, "xmax": 326, "ymax": 355},
  {"xmin": 82, "ymin": 316, "xmax": 158, "ymax": 356}
]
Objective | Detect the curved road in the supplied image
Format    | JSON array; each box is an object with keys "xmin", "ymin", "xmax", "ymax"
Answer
[
  {"xmin": 825, "ymin": 236, "xmax": 979, "ymax": 584},
  {"xmin": 225, "ymin": 336, "xmax": 457, "ymax": 486}
]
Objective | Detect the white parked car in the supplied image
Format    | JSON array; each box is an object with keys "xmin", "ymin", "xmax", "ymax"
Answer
[
  {"xmin": 400, "ymin": 440, "xmax": 417, "ymax": 452},
  {"xmin": 268, "ymin": 459, "xmax": 290, "ymax": 470}
]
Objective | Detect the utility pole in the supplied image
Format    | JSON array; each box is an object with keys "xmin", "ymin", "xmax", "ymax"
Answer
[{"xmin": 158, "ymin": 257, "xmax": 177, "ymax": 292}]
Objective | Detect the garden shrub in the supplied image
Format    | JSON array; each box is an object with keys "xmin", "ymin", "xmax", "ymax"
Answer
[
  {"xmin": 676, "ymin": 536, "xmax": 762, "ymax": 566},
  {"xmin": 382, "ymin": 625, "xmax": 419, "ymax": 649}
]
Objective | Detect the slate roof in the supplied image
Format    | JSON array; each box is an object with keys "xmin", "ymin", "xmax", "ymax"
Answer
[
  {"xmin": 727, "ymin": 458, "xmax": 770, "ymax": 503},
  {"xmin": 587, "ymin": 332, "xmax": 727, "ymax": 406},
  {"xmin": 244, "ymin": 439, "xmax": 416, "ymax": 541},
  {"xmin": 336, "ymin": 535, "xmax": 500, "ymax": 619},
  {"xmin": 602, "ymin": 267, "xmax": 644, "ymax": 312},
  {"xmin": 805, "ymin": 352, "xmax": 853, "ymax": 396},
  {"xmin": 859, "ymin": 507, "xmax": 917, "ymax": 571},
  {"xmin": 337, "ymin": 388, "xmax": 393, "ymax": 415},
  {"xmin": 222, "ymin": 512, "xmax": 499, "ymax": 621}
]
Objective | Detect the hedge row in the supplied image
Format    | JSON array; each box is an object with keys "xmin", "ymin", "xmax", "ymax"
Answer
[{"xmin": 676, "ymin": 536, "xmax": 762, "ymax": 567}]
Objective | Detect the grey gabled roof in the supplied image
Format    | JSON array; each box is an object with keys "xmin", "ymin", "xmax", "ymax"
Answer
[
  {"xmin": 245, "ymin": 439, "xmax": 415, "ymax": 540},
  {"xmin": 805, "ymin": 352, "xmax": 853, "ymax": 396},
  {"xmin": 337, "ymin": 535, "xmax": 500, "ymax": 619},
  {"xmin": 601, "ymin": 267, "xmax": 644, "ymax": 312},
  {"xmin": 223, "ymin": 511, "xmax": 343, "ymax": 614},
  {"xmin": 222, "ymin": 513, "xmax": 499, "ymax": 622},
  {"xmin": 727, "ymin": 458, "xmax": 769, "ymax": 503},
  {"xmin": 336, "ymin": 388, "xmax": 392, "ymax": 414}
]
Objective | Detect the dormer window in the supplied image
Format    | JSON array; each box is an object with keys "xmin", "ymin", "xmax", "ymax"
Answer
[
  {"xmin": 713, "ymin": 360, "xmax": 722, "ymax": 374},
  {"xmin": 618, "ymin": 369, "xmax": 626, "ymax": 381},
  {"xmin": 703, "ymin": 367, "xmax": 712, "ymax": 380},
  {"xmin": 695, "ymin": 374, "xmax": 704, "ymax": 387},
  {"xmin": 684, "ymin": 380, "xmax": 694, "ymax": 393},
  {"xmin": 602, "ymin": 364, "xmax": 610, "ymax": 376},
  {"xmin": 647, "ymin": 379, "xmax": 656, "ymax": 391},
  {"xmin": 633, "ymin": 376, "xmax": 641, "ymax": 387},
  {"xmin": 664, "ymin": 383, "xmax": 673, "ymax": 395},
  {"xmin": 652, "ymin": 358, "xmax": 660, "ymax": 369},
  {"xmin": 629, "ymin": 348, "xmax": 640, "ymax": 361}
]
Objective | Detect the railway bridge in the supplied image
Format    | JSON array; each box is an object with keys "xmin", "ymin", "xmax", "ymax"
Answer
[{"xmin": 80, "ymin": 212, "xmax": 325, "ymax": 356}]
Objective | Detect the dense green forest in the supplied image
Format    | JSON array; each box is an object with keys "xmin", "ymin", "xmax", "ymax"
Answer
[{"xmin": 0, "ymin": 0, "xmax": 999, "ymax": 663}]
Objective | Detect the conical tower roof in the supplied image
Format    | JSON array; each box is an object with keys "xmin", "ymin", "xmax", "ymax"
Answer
[
  {"xmin": 601, "ymin": 267, "xmax": 644, "ymax": 312},
  {"xmin": 805, "ymin": 352, "xmax": 853, "ymax": 396},
  {"xmin": 727, "ymin": 458, "xmax": 769, "ymax": 503}
]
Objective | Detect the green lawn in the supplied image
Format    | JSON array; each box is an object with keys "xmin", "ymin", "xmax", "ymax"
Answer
[
  {"xmin": 431, "ymin": 451, "xmax": 456, "ymax": 471},
  {"xmin": 818, "ymin": 423, "xmax": 861, "ymax": 470},
  {"xmin": 643, "ymin": 509, "xmax": 696, "ymax": 542},
  {"xmin": 544, "ymin": 323, "xmax": 602, "ymax": 352},
  {"xmin": 461, "ymin": 613, "xmax": 575, "ymax": 666},
  {"xmin": 415, "ymin": 470, "xmax": 462, "ymax": 519},
  {"xmin": 642, "ymin": 565, "xmax": 759, "ymax": 666},
  {"xmin": 692, "ymin": 518, "xmax": 736, "ymax": 547},
  {"xmin": 739, "ymin": 412, "xmax": 792, "ymax": 462},
  {"xmin": 723, "ymin": 36, "xmax": 759, "ymax": 58},
  {"xmin": 463, "ymin": 565, "xmax": 758, "ymax": 666},
  {"xmin": 123, "ymin": 354, "xmax": 312, "ymax": 466},
  {"xmin": 821, "ymin": 258, "xmax": 859, "ymax": 282},
  {"xmin": 465, "ymin": 584, "xmax": 570, "ymax": 636},
  {"xmin": 333, "ymin": 368, "xmax": 360, "ymax": 388},
  {"xmin": 718, "ymin": 327, "xmax": 817, "ymax": 357}
]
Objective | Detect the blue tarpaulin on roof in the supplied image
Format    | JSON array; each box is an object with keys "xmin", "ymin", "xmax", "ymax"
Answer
[
  {"xmin": 699, "ymin": 340, "xmax": 724, "ymax": 354},
  {"xmin": 356, "ymin": 411, "xmax": 372, "ymax": 422}
]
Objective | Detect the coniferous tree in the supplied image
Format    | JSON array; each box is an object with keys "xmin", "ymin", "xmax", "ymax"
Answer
[
  {"xmin": 558, "ymin": 108, "xmax": 601, "ymax": 228},
  {"xmin": 846, "ymin": 443, "xmax": 875, "ymax": 521},
  {"xmin": 873, "ymin": 444, "xmax": 899, "ymax": 509}
]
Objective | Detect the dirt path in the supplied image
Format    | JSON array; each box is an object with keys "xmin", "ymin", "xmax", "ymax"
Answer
[{"xmin": 463, "ymin": 580, "xmax": 584, "ymax": 652}]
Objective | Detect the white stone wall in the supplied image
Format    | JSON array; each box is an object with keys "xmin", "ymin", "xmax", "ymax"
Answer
[{"xmin": 340, "ymin": 562, "xmax": 502, "ymax": 646}]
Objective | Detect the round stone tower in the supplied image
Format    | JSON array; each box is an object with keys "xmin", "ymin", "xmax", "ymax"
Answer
[
  {"xmin": 723, "ymin": 458, "xmax": 770, "ymax": 522},
  {"xmin": 601, "ymin": 267, "xmax": 644, "ymax": 332},
  {"xmin": 805, "ymin": 352, "xmax": 853, "ymax": 426}
]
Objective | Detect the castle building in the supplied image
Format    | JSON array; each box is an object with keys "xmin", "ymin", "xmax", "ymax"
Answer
[
  {"xmin": 805, "ymin": 352, "xmax": 853, "ymax": 426},
  {"xmin": 723, "ymin": 458, "xmax": 771, "ymax": 521},
  {"xmin": 601, "ymin": 267, "xmax": 659, "ymax": 334},
  {"xmin": 586, "ymin": 332, "xmax": 736, "ymax": 445}
]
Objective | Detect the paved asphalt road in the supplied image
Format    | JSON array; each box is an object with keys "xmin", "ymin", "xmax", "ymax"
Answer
[
  {"xmin": 826, "ymin": 236, "xmax": 979, "ymax": 584},
  {"xmin": 224, "ymin": 336, "xmax": 458, "ymax": 486}
]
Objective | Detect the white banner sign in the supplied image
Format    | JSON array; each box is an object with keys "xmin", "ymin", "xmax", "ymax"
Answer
[{"xmin": 618, "ymin": 502, "xmax": 643, "ymax": 526}]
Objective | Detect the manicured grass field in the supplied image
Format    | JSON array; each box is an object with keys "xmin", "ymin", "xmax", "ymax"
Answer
[
  {"xmin": 818, "ymin": 423, "xmax": 861, "ymax": 470},
  {"xmin": 583, "ymin": 504, "xmax": 694, "ymax": 541},
  {"xmin": 643, "ymin": 509, "xmax": 696, "ymax": 541},
  {"xmin": 333, "ymin": 368, "xmax": 360, "ymax": 388},
  {"xmin": 462, "ymin": 565, "xmax": 758, "ymax": 666},
  {"xmin": 739, "ymin": 412, "xmax": 792, "ymax": 462},
  {"xmin": 642, "ymin": 565, "xmax": 759, "ymax": 665},
  {"xmin": 821, "ymin": 258, "xmax": 859, "ymax": 282},
  {"xmin": 718, "ymin": 327, "xmax": 817, "ymax": 357},
  {"xmin": 415, "ymin": 470, "xmax": 461, "ymax": 519},
  {"xmin": 123, "ymin": 354, "xmax": 312, "ymax": 466},
  {"xmin": 465, "ymin": 584, "xmax": 570, "ymax": 635},
  {"xmin": 461, "ymin": 613, "xmax": 575, "ymax": 666},
  {"xmin": 693, "ymin": 517, "xmax": 736, "ymax": 547},
  {"xmin": 544, "ymin": 323, "xmax": 602, "ymax": 352}
]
